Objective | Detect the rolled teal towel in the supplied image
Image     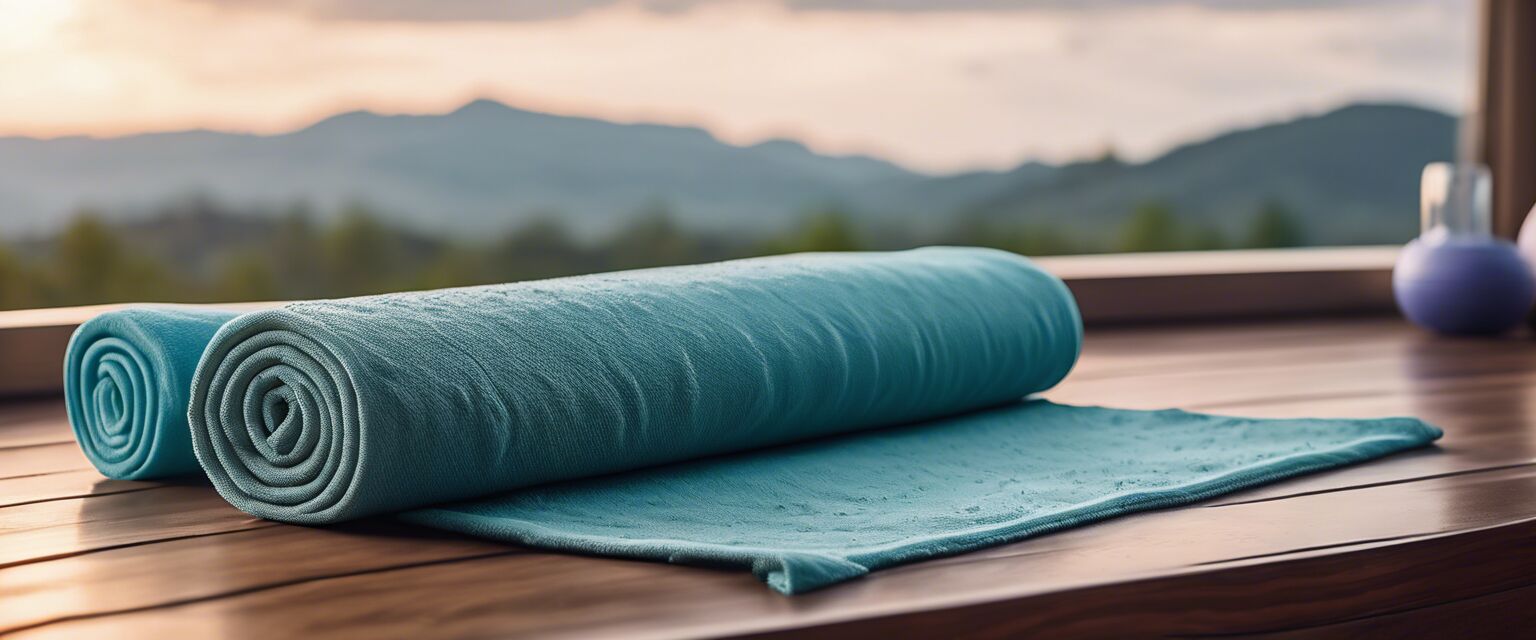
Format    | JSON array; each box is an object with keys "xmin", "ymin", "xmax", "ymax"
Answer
[
  {"xmin": 188, "ymin": 247, "xmax": 1084, "ymax": 523},
  {"xmin": 64, "ymin": 306, "xmax": 240, "ymax": 479}
]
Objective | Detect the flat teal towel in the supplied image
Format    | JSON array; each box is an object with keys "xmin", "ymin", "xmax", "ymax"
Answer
[
  {"xmin": 402, "ymin": 401, "xmax": 1436, "ymax": 593},
  {"xmin": 66, "ymin": 248, "xmax": 1441, "ymax": 594}
]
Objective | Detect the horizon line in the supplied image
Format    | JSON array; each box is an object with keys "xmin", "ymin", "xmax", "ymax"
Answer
[{"xmin": 0, "ymin": 96, "xmax": 1457, "ymax": 177}]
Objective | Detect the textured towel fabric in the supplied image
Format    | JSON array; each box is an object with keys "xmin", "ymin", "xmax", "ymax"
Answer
[
  {"xmin": 64, "ymin": 306, "xmax": 241, "ymax": 479},
  {"xmin": 188, "ymin": 247, "xmax": 1083, "ymax": 523},
  {"xmin": 77, "ymin": 246, "xmax": 1437, "ymax": 594},
  {"xmin": 403, "ymin": 401, "xmax": 1439, "ymax": 594}
]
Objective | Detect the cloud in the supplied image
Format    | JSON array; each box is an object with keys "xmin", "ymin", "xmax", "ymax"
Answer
[
  {"xmin": 234, "ymin": 0, "xmax": 618, "ymax": 21},
  {"xmin": 195, "ymin": 0, "xmax": 1429, "ymax": 23},
  {"xmin": 786, "ymin": 0, "xmax": 1405, "ymax": 11}
]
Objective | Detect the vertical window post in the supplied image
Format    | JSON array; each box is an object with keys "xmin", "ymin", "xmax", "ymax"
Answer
[{"xmin": 1476, "ymin": 0, "xmax": 1536, "ymax": 238}]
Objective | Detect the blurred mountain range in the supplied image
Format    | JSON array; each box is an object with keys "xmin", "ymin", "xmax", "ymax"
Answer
[
  {"xmin": 0, "ymin": 99, "xmax": 1454, "ymax": 245},
  {"xmin": 959, "ymin": 103, "xmax": 1455, "ymax": 245}
]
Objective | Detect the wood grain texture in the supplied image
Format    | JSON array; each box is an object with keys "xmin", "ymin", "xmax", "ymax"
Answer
[{"xmin": 1, "ymin": 316, "xmax": 1534, "ymax": 638}]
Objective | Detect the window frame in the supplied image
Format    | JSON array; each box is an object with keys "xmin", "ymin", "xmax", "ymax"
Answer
[{"xmin": 1478, "ymin": 0, "xmax": 1536, "ymax": 238}]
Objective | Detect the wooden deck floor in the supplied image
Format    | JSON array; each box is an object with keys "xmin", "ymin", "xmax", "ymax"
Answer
[{"xmin": 4, "ymin": 316, "xmax": 1536, "ymax": 638}]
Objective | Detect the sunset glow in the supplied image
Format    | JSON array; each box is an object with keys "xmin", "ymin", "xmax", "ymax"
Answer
[{"xmin": 0, "ymin": 0, "xmax": 1474, "ymax": 171}]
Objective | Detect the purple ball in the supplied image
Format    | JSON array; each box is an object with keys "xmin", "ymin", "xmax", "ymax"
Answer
[{"xmin": 1393, "ymin": 237, "xmax": 1536, "ymax": 335}]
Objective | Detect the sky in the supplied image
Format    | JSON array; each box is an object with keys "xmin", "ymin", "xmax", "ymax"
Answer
[{"xmin": 0, "ymin": 0, "xmax": 1475, "ymax": 173}]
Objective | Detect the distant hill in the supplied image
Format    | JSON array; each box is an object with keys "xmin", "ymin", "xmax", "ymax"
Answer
[
  {"xmin": 0, "ymin": 99, "xmax": 918, "ymax": 236},
  {"xmin": 0, "ymin": 100, "xmax": 1456, "ymax": 246},
  {"xmin": 963, "ymin": 104, "xmax": 1457, "ymax": 246},
  {"xmin": 853, "ymin": 161, "xmax": 1060, "ymax": 233}
]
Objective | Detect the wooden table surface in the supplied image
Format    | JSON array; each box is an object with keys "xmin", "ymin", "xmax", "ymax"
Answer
[{"xmin": 5, "ymin": 316, "xmax": 1536, "ymax": 638}]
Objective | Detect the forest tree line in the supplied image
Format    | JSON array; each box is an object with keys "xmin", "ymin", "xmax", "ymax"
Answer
[{"xmin": 0, "ymin": 197, "xmax": 1305, "ymax": 311}]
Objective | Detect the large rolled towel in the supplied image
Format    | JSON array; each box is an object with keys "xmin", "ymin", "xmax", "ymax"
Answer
[
  {"xmin": 110, "ymin": 247, "xmax": 1439, "ymax": 593},
  {"xmin": 188, "ymin": 247, "xmax": 1083, "ymax": 523},
  {"xmin": 64, "ymin": 306, "xmax": 240, "ymax": 479}
]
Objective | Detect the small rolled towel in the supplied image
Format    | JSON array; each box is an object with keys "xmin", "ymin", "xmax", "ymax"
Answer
[{"xmin": 64, "ymin": 306, "xmax": 240, "ymax": 479}]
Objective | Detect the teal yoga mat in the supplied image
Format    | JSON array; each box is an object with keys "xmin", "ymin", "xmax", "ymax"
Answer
[{"xmin": 65, "ymin": 247, "xmax": 1442, "ymax": 594}]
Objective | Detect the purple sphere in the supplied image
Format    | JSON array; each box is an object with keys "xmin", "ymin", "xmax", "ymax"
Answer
[{"xmin": 1393, "ymin": 237, "xmax": 1535, "ymax": 335}]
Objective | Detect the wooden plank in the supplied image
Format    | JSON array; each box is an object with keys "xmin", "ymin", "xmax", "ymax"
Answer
[
  {"xmin": 1036, "ymin": 248, "xmax": 1398, "ymax": 325},
  {"xmin": 1048, "ymin": 354, "xmax": 1536, "ymax": 412},
  {"xmin": 0, "ymin": 449, "xmax": 1528, "ymax": 634},
  {"xmin": 739, "ymin": 518, "xmax": 1536, "ymax": 639},
  {"xmin": 0, "ymin": 522, "xmax": 519, "ymax": 633},
  {"xmin": 0, "ymin": 443, "xmax": 90, "ymax": 480},
  {"xmin": 1075, "ymin": 329, "xmax": 1531, "ymax": 382},
  {"xmin": 0, "ymin": 485, "xmax": 269, "ymax": 568},
  {"xmin": 0, "ymin": 473, "xmax": 156, "ymax": 509},
  {"xmin": 0, "ymin": 400, "xmax": 70, "ymax": 449},
  {"xmin": 1234, "ymin": 584, "xmax": 1536, "ymax": 639},
  {"xmin": 7, "ymin": 464, "xmax": 1535, "ymax": 639}
]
